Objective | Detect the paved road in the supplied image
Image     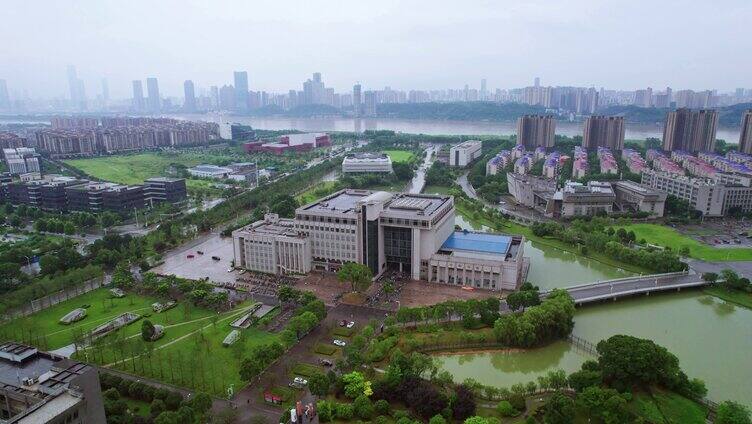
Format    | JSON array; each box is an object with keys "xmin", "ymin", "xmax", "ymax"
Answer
[{"xmin": 457, "ymin": 172, "xmax": 548, "ymax": 224}]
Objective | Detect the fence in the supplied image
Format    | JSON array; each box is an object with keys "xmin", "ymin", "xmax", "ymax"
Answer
[
  {"xmin": 567, "ymin": 334, "xmax": 599, "ymax": 357},
  {"xmin": 1, "ymin": 276, "xmax": 106, "ymax": 322},
  {"xmin": 416, "ymin": 340, "xmax": 506, "ymax": 353}
]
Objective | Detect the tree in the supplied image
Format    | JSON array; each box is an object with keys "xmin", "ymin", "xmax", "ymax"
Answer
[
  {"xmin": 189, "ymin": 392, "xmax": 212, "ymax": 417},
  {"xmin": 341, "ymin": 371, "xmax": 371, "ymax": 399},
  {"xmin": 496, "ymin": 400, "xmax": 519, "ymax": 417},
  {"xmin": 337, "ymin": 262, "xmax": 373, "ymax": 292},
  {"xmin": 568, "ymin": 369, "xmax": 602, "ymax": 392},
  {"xmin": 154, "ymin": 411, "xmax": 180, "ymax": 424},
  {"xmin": 309, "ymin": 372, "xmax": 330, "ymax": 398},
  {"xmin": 452, "ymin": 385, "xmax": 476, "ymax": 421},
  {"xmin": 596, "ymin": 335, "xmax": 682, "ymax": 390},
  {"xmin": 429, "ymin": 415, "xmax": 447, "ymax": 424},
  {"xmin": 702, "ymin": 272, "xmax": 718, "ymax": 284},
  {"xmin": 142, "ymin": 320, "xmax": 156, "ymax": 341},
  {"xmin": 353, "ymin": 394, "xmax": 374, "ymax": 419},
  {"xmin": 317, "ymin": 400, "xmax": 336, "ymax": 422},
  {"xmin": 716, "ymin": 401, "xmax": 752, "ymax": 424},
  {"xmin": 543, "ymin": 392, "xmax": 575, "ymax": 424},
  {"xmin": 113, "ymin": 262, "xmax": 135, "ymax": 289}
]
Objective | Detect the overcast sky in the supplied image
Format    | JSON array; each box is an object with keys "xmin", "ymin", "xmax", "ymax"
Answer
[{"xmin": 1, "ymin": 0, "xmax": 749, "ymax": 99}]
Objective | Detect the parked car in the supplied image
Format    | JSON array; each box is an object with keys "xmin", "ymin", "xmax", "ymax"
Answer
[
  {"xmin": 227, "ymin": 268, "xmax": 234, "ymax": 273},
  {"xmin": 197, "ymin": 251, "xmax": 204, "ymax": 255},
  {"xmin": 212, "ymin": 256, "xmax": 221, "ymax": 261},
  {"xmin": 333, "ymin": 339, "xmax": 346, "ymax": 347},
  {"xmin": 339, "ymin": 320, "xmax": 348, "ymax": 327},
  {"xmin": 293, "ymin": 377, "xmax": 308, "ymax": 385},
  {"xmin": 187, "ymin": 254, "xmax": 195, "ymax": 259},
  {"xmin": 320, "ymin": 359, "xmax": 333, "ymax": 367},
  {"xmin": 346, "ymin": 321, "xmax": 355, "ymax": 329}
]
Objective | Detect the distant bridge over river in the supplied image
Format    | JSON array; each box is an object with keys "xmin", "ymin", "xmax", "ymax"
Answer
[{"xmin": 543, "ymin": 270, "xmax": 710, "ymax": 306}]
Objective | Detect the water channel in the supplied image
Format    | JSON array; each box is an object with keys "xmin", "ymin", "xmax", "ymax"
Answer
[{"xmin": 436, "ymin": 291, "xmax": 752, "ymax": 406}]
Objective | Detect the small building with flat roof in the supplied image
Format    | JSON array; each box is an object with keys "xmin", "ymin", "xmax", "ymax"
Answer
[{"xmin": 342, "ymin": 153, "xmax": 393, "ymax": 174}]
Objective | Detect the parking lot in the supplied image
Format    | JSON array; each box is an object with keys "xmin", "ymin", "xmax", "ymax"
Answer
[
  {"xmin": 677, "ymin": 220, "xmax": 752, "ymax": 248},
  {"xmin": 152, "ymin": 232, "xmax": 238, "ymax": 283}
]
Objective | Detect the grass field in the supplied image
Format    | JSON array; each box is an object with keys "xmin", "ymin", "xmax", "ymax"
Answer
[
  {"xmin": 0, "ymin": 288, "xmax": 279, "ymax": 396},
  {"xmin": 296, "ymin": 181, "xmax": 339, "ymax": 205},
  {"xmin": 629, "ymin": 388, "xmax": 707, "ymax": 423},
  {"xmin": 618, "ymin": 223, "xmax": 752, "ymax": 261},
  {"xmin": 65, "ymin": 153, "xmax": 203, "ymax": 185},
  {"xmin": 703, "ymin": 286, "xmax": 752, "ymax": 309},
  {"xmin": 383, "ymin": 150, "xmax": 415, "ymax": 163},
  {"xmin": 422, "ymin": 185, "xmax": 454, "ymax": 195}
]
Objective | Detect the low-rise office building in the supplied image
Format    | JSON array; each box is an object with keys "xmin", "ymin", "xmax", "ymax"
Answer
[
  {"xmin": 449, "ymin": 140, "xmax": 482, "ymax": 167},
  {"xmin": 3, "ymin": 148, "xmax": 40, "ymax": 175},
  {"xmin": 0, "ymin": 342, "xmax": 106, "ymax": 423},
  {"xmin": 641, "ymin": 169, "xmax": 752, "ymax": 217},
  {"xmin": 244, "ymin": 133, "xmax": 331, "ymax": 155},
  {"xmin": 341, "ymin": 153, "xmax": 393, "ymax": 174},
  {"xmin": 233, "ymin": 189, "xmax": 528, "ymax": 290},
  {"xmin": 612, "ymin": 180, "xmax": 666, "ymax": 217}
]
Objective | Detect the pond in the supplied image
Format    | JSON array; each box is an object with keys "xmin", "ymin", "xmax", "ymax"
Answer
[
  {"xmin": 453, "ymin": 211, "xmax": 633, "ymax": 289},
  {"xmin": 436, "ymin": 291, "xmax": 752, "ymax": 406}
]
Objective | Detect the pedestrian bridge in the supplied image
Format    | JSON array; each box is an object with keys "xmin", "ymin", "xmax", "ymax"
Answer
[{"xmin": 543, "ymin": 271, "xmax": 710, "ymax": 305}]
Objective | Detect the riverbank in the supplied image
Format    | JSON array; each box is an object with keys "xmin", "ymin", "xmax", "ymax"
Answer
[
  {"xmin": 703, "ymin": 286, "xmax": 752, "ymax": 309},
  {"xmin": 617, "ymin": 223, "xmax": 752, "ymax": 261}
]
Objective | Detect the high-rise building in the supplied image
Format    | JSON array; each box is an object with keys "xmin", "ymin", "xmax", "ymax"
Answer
[
  {"xmin": 480, "ymin": 79, "xmax": 487, "ymax": 100},
  {"xmin": 146, "ymin": 77, "xmax": 161, "ymax": 113},
  {"xmin": 219, "ymin": 85, "xmax": 236, "ymax": 110},
  {"xmin": 100, "ymin": 78, "xmax": 109, "ymax": 105},
  {"xmin": 739, "ymin": 110, "xmax": 752, "ymax": 155},
  {"xmin": 66, "ymin": 65, "xmax": 86, "ymax": 110},
  {"xmin": 633, "ymin": 87, "xmax": 653, "ymax": 107},
  {"xmin": 662, "ymin": 108, "xmax": 718, "ymax": 153},
  {"xmin": 353, "ymin": 83, "xmax": 362, "ymax": 117},
  {"xmin": 0, "ymin": 79, "xmax": 9, "ymax": 110},
  {"xmin": 183, "ymin": 80, "xmax": 196, "ymax": 112},
  {"xmin": 132, "ymin": 80, "xmax": 145, "ymax": 111},
  {"xmin": 364, "ymin": 91, "xmax": 377, "ymax": 116},
  {"xmin": 583, "ymin": 116, "xmax": 625, "ymax": 150},
  {"xmin": 233, "ymin": 71, "xmax": 249, "ymax": 111},
  {"xmin": 516, "ymin": 115, "xmax": 556, "ymax": 149}
]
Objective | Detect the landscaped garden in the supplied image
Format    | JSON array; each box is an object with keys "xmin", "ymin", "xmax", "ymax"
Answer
[{"xmin": 616, "ymin": 223, "xmax": 752, "ymax": 261}]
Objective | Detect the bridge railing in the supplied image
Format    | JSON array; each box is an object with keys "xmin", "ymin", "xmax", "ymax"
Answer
[{"xmin": 543, "ymin": 270, "xmax": 690, "ymax": 295}]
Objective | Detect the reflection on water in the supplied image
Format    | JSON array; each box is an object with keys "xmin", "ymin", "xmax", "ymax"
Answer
[
  {"xmin": 435, "ymin": 341, "xmax": 587, "ymax": 388},
  {"xmin": 437, "ymin": 292, "xmax": 752, "ymax": 406}
]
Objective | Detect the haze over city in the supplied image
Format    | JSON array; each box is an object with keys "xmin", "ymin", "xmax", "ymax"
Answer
[{"xmin": 1, "ymin": 0, "xmax": 750, "ymax": 98}]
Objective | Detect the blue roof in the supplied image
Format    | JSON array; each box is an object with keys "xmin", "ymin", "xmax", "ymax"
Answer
[{"xmin": 441, "ymin": 231, "xmax": 512, "ymax": 255}]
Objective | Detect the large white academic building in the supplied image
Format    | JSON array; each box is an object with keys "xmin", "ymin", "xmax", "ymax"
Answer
[{"xmin": 233, "ymin": 189, "xmax": 528, "ymax": 291}]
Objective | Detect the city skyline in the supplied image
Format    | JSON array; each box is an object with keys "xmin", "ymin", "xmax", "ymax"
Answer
[{"xmin": 1, "ymin": 0, "xmax": 750, "ymax": 99}]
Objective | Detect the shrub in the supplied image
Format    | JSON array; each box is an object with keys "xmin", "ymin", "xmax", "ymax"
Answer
[
  {"xmin": 429, "ymin": 414, "xmax": 447, "ymax": 424},
  {"xmin": 496, "ymin": 400, "xmax": 518, "ymax": 417},
  {"xmin": 508, "ymin": 393, "xmax": 526, "ymax": 412},
  {"xmin": 317, "ymin": 400, "xmax": 336, "ymax": 423},
  {"xmin": 314, "ymin": 344, "xmax": 338, "ymax": 355},
  {"xmin": 374, "ymin": 399, "xmax": 390, "ymax": 416},
  {"xmin": 336, "ymin": 403, "xmax": 354, "ymax": 420},
  {"xmin": 354, "ymin": 395, "xmax": 374, "ymax": 419},
  {"xmin": 373, "ymin": 416, "xmax": 389, "ymax": 424}
]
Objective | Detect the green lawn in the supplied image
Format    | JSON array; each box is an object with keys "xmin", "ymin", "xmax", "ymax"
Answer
[
  {"xmin": 383, "ymin": 150, "xmax": 416, "ymax": 163},
  {"xmin": 65, "ymin": 153, "xmax": 203, "ymax": 185},
  {"xmin": 292, "ymin": 363, "xmax": 324, "ymax": 378},
  {"xmin": 422, "ymin": 185, "xmax": 453, "ymax": 195},
  {"xmin": 617, "ymin": 223, "xmax": 752, "ymax": 261},
  {"xmin": 123, "ymin": 397, "xmax": 151, "ymax": 417},
  {"xmin": 0, "ymin": 287, "xmax": 277, "ymax": 397},
  {"xmin": 703, "ymin": 286, "xmax": 752, "ymax": 309},
  {"xmin": 296, "ymin": 181, "xmax": 340, "ymax": 205}
]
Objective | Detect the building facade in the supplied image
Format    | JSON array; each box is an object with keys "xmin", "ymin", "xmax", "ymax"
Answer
[
  {"xmin": 341, "ymin": 153, "xmax": 393, "ymax": 174},
  {"xmin": 516, "ymin": 115, "xmax": 556, "ymax": 149},
  {"xmin": 449, "ymin": 140, "xmax": 482, "ymax": 167},
  {"xmin": 740, "ymin": 110, "xmax": 752, "ymax": 155},
  {"xmin": 662, "ymin": 108, "xmax": 718, "ymax": 153},
  {"xmin": 582, "ymin": 116, "xmax": 625, "ymax": 150}
]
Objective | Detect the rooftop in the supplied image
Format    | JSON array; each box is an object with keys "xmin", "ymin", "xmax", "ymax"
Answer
[
  {"xmin": 441, "ymin": 231, "xmax": 512, "ymax": 256},
  {"xmin": 383, "ymin": 193, "xmax": 451, "ymax": 217},
  {"xmin": 301, "ymin": 189, "xmax": 373, "ymax": 214}
]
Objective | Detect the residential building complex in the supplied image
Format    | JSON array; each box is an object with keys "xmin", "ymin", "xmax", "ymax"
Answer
[
  {"xmin": 0, "ymin": 342, "xmax": 106, "ymax": 423},
  {"xmin": 516, "ymin": 115, "xmax": 555, "ymax": 149},
  {"xmin": 597, "ymin": 147, "xmax": 618, "ymax": 175},
  {"xmin": 582, "ymin": 116, "xmax": 625, "ymax": 150},
  {"xmin": 244, "ymin": 133, "xmax": 331, "ymax": 155},
  {"xmin": 35, "ymin": 117, "xmax": 220, "ymax": 157},
  {"xmin": 233, "ymin": 190, "xmax": 528, "ymax": 291},
  {"xmin": 486, "ymin": 150, "xmax": 512, "ymax": 176},
  {"xmin": 3, "ymin": 148, "xmax": 40, "ymax": 175},
  {"xmin": 341, "ymin": 153, "xmax": 393, "ymax": 174},
  {"xmin": 662, "ymin": 108, "xmax": 718, "ymax": 153},
  {"xmin": 542, "ymin": 151, "xmax": 562, "ymax": 178},
  {"xmin": 0, "ymin": 133, "xmax": 27, "ymax": 149},
  {"xmin": 514, "ymin": 154, "xmax": 533, "ymax": 175},
  {"xmin": 622, "ymin": 149, "xmax": 647, "ymax": 174},
  {"xmin": 573, "ymin": 146, "xmax": 588, "ymax": 179},
  {"xmin": 449, "ymin": 140, "xmax": 482, "ymax": 167}
]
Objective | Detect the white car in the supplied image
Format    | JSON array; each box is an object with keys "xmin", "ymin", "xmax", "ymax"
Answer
[
  {"xmin": 346, "ymin": 321, "xmax": 355, "ymax": 329},
  {"xmin": 293, "ymin": 377, "xmax": 308, "ymax": 385},
  {"xmin": 227, "ymin": 268, "xmax": 233, "ymax": 273},
  {"xmin": 333, "ymin": 339, "xmax": 347, "ymax": 347}
]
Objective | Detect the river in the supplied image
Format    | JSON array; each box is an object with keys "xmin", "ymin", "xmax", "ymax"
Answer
[
  {"xmin": 436, "ymin": 291, "xmax": 752, "ymax": 406},
  {"xmin": 176, "ymin": 114, "xmax": 742, "ymax": 143}
]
